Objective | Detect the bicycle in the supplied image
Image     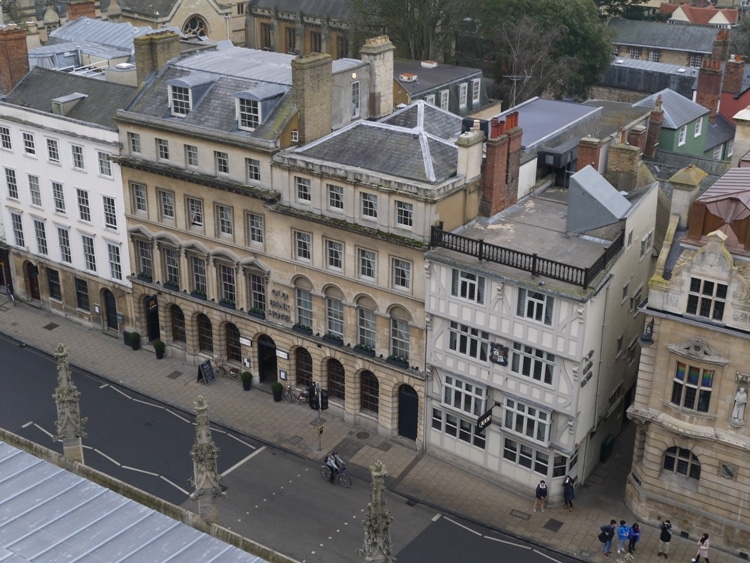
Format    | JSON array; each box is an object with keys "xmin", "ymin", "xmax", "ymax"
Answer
[
  {"xmin": 320, "ymin": 463, "xmax": 352, "ymax": 488},
  {"xmin": 282, "ymin": 384, "xmax": 309, "ymax": 404},
  {"xmin": 214, "ymin": 356, "xmax": 239, "ymax": 381}
]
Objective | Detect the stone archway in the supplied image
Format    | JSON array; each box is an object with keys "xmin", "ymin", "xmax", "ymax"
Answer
[{"xmin": 257, "ymin": 334, "xmax": 277, "ymax": 383}]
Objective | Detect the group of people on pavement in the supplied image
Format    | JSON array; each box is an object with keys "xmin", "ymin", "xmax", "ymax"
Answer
[
  {"xmin": 599, "ymin": 519, "xmax": 641, "ymax": 557},
  {"xmin": 532, "ymin": 476, "xmax": 576, "ymax": 513}
]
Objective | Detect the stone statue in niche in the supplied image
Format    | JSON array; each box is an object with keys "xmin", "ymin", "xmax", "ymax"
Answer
[{"xmin": 732, "ymin": 387, "xmax": 747, "ymax": 423}]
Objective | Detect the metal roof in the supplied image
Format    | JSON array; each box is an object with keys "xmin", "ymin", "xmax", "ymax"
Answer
[
  {"xmin": 633, "ymin": 88, "xmax": 708, "ymax": 129},
  {"xmin": 0, "ymin": 441, "xmax": 266, "ymax": 562},
  {"xmin": 48, "ymin": 16, "xmax": 180, "ymax": 53},
  {"xmin": 608, "ymin": 18, "xmax": 718, "ymax": 54},
  {"xmin": 393, "ymin": 60, "xmax": 482, "ymax": 96}
]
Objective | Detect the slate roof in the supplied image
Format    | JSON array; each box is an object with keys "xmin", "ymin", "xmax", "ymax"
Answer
[
  {"xmin": 250, "ymin": 0, "xmax": 352, "ymax": 20},
  {"xmin": 379, "ymin": 100, "xmax": 463, "ymax": 140},
  {"xmin": 0, "ymin": 441, "xmax": 264, "ymax": 562},
  {"xmin": 4, "ymin": 67, "xmax": 137, "ymax": 129},
  {"xmin": 296, "ymin": 115, "xmax": 458, "ymax": 184},
  {"xmin": 119, "ymin": 0, "xmax": 180, "ymax": 18},
  {"xmin": 393, "ymin": 60, "xmax": 481, "ymax": 97},
  {"xmin": 608, "ymin": 18, "xmax": 719, "ymax": 54},
  {"xmin": 48, "ymin": 16, "xmax": 178, "ymax": 52},
  {"xmin": 704, "ymin": 113, "xmax": 735, "ymax": 151},
  {"xmin": 633, "ymin": 88, "xmax": 708, "ymax": 129},
  {"xmin": 598, "ymin": 58, "xmax": 698, "ymax": 99}
]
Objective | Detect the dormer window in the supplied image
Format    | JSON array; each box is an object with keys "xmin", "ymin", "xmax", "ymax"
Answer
[
  {"xmin": 170, "ymin": 85, "xmax": 191, "ymax": 117},
  {"xmin": 238, "ymin": 98, "xmax": 260, "ymax": 131}
]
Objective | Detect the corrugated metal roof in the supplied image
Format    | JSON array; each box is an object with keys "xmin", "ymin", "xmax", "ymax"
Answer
[
  {"xmin": 0, "ymin": 441, "xmax": 266, "ymax": 562},
  {"xmin": 633, "ymin": 88, "xmax": 707, "ymax": 129},
  {"xmin": 608, "ymin": 18, "xmax": 718, "ymax": 54}
]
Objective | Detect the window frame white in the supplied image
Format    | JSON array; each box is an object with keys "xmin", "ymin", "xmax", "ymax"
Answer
[{"xmin": 503, "ymin": 397, "xmax": 551, "ymax": 445}]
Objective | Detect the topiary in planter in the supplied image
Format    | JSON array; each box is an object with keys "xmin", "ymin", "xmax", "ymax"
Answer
[
  {"xmin": 241, "ymin": 371, "xmax": 253, "ymax": 391},
  {"xmin": 154, "ymin": 339, "xmax": 165, "ymax": 359},
  {"xmin": 271, "ymin": 381, "xmax": 283, "ymax": 402},
  {"xmin": 129, "ymin": 331, "xmax": 141, "ymax": 351}
]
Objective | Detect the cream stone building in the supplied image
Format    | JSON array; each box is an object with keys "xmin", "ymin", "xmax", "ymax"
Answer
[{"xmin": 627, "ymin": 167, "xmax": 750, "ymax": 552}]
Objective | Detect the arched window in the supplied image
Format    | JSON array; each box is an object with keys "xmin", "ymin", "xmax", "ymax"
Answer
[
  {"xmin": 360, "ymin": 371, "xmax": 379, "ymax": 413},
  {"xmin": 663, "ymin": 446, "xmax": 701, "ymax": 480},
  {"xmin": 197, "ymin": 313, "xmax": 213, "ymax": 352},
  {"xmin": 171, "ymin": 305, "xmax": 185, "ymax": 342},
  {"xmin": 296, "ymin": 348, "xmax": 313, "ymax": 388},
  {"xmin": 226, "ymin": 323, "xmax": 241, "ymax": 361},
  {"xmin": 327, "ymin": 358, "xmax": 345, "ymax": 400},
  {"xmin": 182, "ymin": 15, "xmax": 207, "ymax": 37}
]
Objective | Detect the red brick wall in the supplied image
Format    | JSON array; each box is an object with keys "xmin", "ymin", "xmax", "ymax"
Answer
[
  {"xmin": 0, "ymin": 27, "xmax": 29, "ymax": 94},
  {"xmin": 68, "ymin": 1, "xmax": 96, "ymax": 21}
]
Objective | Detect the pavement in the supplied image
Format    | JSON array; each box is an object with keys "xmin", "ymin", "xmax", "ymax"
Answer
[{"xmin": 0, "ymin": 297, "xmax": 741, "ymax": 562}]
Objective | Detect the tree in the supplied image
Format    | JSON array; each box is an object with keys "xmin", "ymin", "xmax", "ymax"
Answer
[{"xmin": 731, "ymin": 12, "xmax": 750, "ymax": 59}]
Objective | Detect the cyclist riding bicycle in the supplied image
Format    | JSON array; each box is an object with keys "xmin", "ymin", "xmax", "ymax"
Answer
[{"xmin": 325, "ymin": 451, "xmax": 345, "ymax": 483}]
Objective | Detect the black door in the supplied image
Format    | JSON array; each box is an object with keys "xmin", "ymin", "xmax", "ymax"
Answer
[
  {"xmin": 145, "ymin": 295, "xmax": 160, "ymax": 342},
  {"xmin": 398, "ymin": 384, "xmax": 418, "ymax": 440},
  {"xmin": 257, "ymin": 334, "xmax": 277, "ymax": 383},
  {"xmin": 26, "ymin": 263, "xmax": 40, "ymax": 300},
  {"xmin": 103, "ymin": 289, "xmax": 118, "ymax": 330}
]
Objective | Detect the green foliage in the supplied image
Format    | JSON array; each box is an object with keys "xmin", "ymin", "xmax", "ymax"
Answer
[
  {"xmin": 241, "ymin": 371, "xmax": 253, "ymax": 383},
  {"xmin": 271, "ymin": 382, "xmax": 284, "ymax": 393},
  {"xmin": 731, "ymin": 13, "xmax": 750, "ymax": 60},
  {"xmin": 153, "ymin": 340, "xmax": 165, "ymax": 352},
  {"xmin": 129, "ymin": 332, "xmax": 141, "ymax": 344}
]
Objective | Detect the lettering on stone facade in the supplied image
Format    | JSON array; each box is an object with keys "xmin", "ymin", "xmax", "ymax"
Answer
[
  {"xmin": 665, "ymin": 293, "xmax": 679, "ymax": 307},
  {"xmin": 733, "ymin": 310, "xmax": 750, "ymax": 327},
  {"xmin": 269, "ymin": 288, "xmax": 291, "ymax": 323}
]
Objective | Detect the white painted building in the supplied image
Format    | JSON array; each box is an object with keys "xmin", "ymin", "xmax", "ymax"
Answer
[
  {"xmin": 0, "ymin": 67, "xmax": 136, "ymax": 331},
  {"xmin": 424, "ymin": 163, "xmax": 658, "ymax": 500}
]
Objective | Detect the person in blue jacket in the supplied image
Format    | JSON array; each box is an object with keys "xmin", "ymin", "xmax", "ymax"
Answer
[
  {"xmin": 628, "ymin": 522, "xmax": 641, "ymax": 553},
  {"xmin": 617, "ymin": 520, "xmax": 631, "ymax": 554}
]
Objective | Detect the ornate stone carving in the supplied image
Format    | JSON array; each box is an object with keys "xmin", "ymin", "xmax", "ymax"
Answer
[
  {"xmin": 53, "ymin": 343, "xmax": 87, "ymax": 463},
  {"xmin": 357, "ymin": 460, "xmax": 393, "ymax": 562},
  {"xmin": 667, "ymin": 338, "xmax": 728, "ymax": 365},
  {"xmin": 189, "ymin": 395, "xmax": 223, "ymax": 524}
]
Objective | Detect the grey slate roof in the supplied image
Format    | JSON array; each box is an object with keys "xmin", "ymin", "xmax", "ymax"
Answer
[
  {"xmin": 250, "ymin": 0, "xmax": 352, "ymax": 20},
  {"xmin": 4, "ymin": 67, "xmax": 137, "ymax": 129},
  {"xmin": 118, "ymin": 0, "xmax": 180, "ymax": 18},
  {"xmin": 48, "ymin": 16, "xmax": 179, "ymax": 53},
  {"xmin": 0, "ymin": 441, "xmax": 265, "ymax": 562},
  {"xmin": 598, "ymin": 58, "xmax": 699, "ymax": 99},
  {"xmin": 705, "ymin": 113, "xmax": 735, "ymax": 150},
  {"xmin": 633, "ymin": 88, "xmax": 708, "ymax": 129},
  {"xmin": 393, "ymin": 60, "xmax": 481, "ymax": 97},
  {"xmin": 608, "ymin": 18, "xmax": 718, "ymax": 54},
  {"xmin": 296, "ymin": 115, "xmax": 458, "ymax": 184},
  {"xmin": 379, "ymin": 100, "xmax": 463, "ymax": 140}
]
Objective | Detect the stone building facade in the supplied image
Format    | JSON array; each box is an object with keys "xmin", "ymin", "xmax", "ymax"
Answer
[{"xmin": 627, "ymin": 167, "xmax": 750, "ymax": 552}]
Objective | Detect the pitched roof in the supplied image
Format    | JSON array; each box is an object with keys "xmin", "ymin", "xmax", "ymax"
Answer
[
  {"xmin": 664, "ymin": 4, "xmax": 738, "ymax": 25},
  {"xmin": 598, "ymin": 58, "xmax": 698, "ymax": 99},
  {"xmin": 608, "ymin": 18, "xmax": 719, "ymax": 54},
  {"xmin": 379, "ymin": 100, "xmax": 463, "ymax": 140},
  {"xmin": 296, "ymin": 113, "xmax": 458, "ymax": 183},
  {"xmin": 119, "ymin": 0, "xmax": 180, "ymax": 18},
  {"xmin": 4, "ymin": 67, "xmax": 137, "ymax": 129},
  {"xmin": 704, "ymin": 113, "xmax": 735, "ymax": 151},
  {"xmin": 393, "ymin": 60, "xmax": 481, "ymax": 97},
  {"xmin": 632, "ymin": 88, "xmax": 708, "ymax": 129},
  {"xmin": 47, "ymin": 16, "xmax": 176, "ymax": 52},
  {"xmin": 250, "ymin": 0, "xmax": 352, "ymax": 20}
]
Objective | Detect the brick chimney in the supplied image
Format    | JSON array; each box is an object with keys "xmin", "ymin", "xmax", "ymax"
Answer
[
  {"xmin": 134, "ymin": 31, "xmax": 181, "ymax": 86},
  {"xmin": 360, "ymin": 35, "xmax": 395, "ymax": 119},
  {"xmin": 644, "ymin": 95, "xmax": 663, "ymax": 159},
  {"xmin": 628, "ymin": 125, "xmax": 647, "ymax": 154},
  {"xmin": 712, "ymin": 29, "xmax": 731, "ymax": 62},
  {"xmin": 481, "ymin": 112, "xmax": 522, "ymax": 217},
  {"xmin": 724, "ymin": 54, "xmax": 745, "ymax": 96},
  {"xmin": 67, "ymin": 1, "xmax": 96, "ymax": 21},
  {"xmin": 577, "ymin": 137, "xmax": 603, "ymax": 172},
  {"xmin": 696, "ymin": 59, "xmax": 722, "ymax": 123},
  {"xmin": 0, "ymin": 26, "xmax": 29, "ymax": 94},
  {"xmin": 292, "ymin": 53, "xmax": 333, "ymax": 145}
]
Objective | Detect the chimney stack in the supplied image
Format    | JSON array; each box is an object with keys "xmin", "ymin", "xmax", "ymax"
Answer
[
  {"xmin": 696, "ymin": 59, "xmax": 722, "ymax": 124},
  {"xmin": 724, "ymin": 54, "xmax": 745, "ymax": 96},
  {"xmin": 134, "ymin": 31, "xmax": 181, "ymax": 86},
  {"xmin": 456, "ymin": 120, "xmax": 485, "ymax": 182},
  {"xmin": 292, "ymin": 53, "xmax": 333, "ymax": 145},
  {"xmin": 360, "ymin": 36, "xmax": 395, "ymax": 119},
  {"xmin": 605, "ymin": 139, "xmax": 641, "ymax": 192},
  {"xmin": 712, "ymin": 29, "xmax": 731, "ymax": 62},
  {"xmin": 481, "ymin": 112, "xmax": 523, "ymax": 217},
  {"xmin": 628, "ymin": 125, "xmax": 647, "ymax": 154},
  {"xmin": 67, "ymin": 1, "xmax": 96, "ymax": 21},
  {"xmin": 0, "ymin": 26, "xmax": 29, "ymax": 94},
  {"xmin": 644, "ymin": 95, "xmax": 663, "ymax": 159},
  {"xmin": 577, "ymin": 137, "xmax": 603, "ymax": 172}
]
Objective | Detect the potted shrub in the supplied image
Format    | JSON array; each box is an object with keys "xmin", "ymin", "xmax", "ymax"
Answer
[
  {"xmin": 154, "ymin": 339, "xmax": 165, "ymax": 359},
  {"xmin": 354, "ymin": 343, "xmax": 375, "ymax": 357},
  {"xmin": 271, "ymin": 381, "xmax": 284, "ymax": 402},
  {"xmin": 241, "ymin": 371, "xmax": 253, "ymax": 391},
  {"xmin": 129, "ymin": 331, "xmax": 141, "ymax": 351},
  {"xmin": 248, "ymin": 307, "xmax": 265, "ymax": 319},
  {"xmin": 387, "ymin": 354, "xmax": 409, "ymax": 368},
  {"xmin": 293, "ymin": 323, "xmax": 312, "ymax": 335},
  {"xmin": 219, "ymin": 298, "xmax": 236, "ymax": 310},
  {"xmin": 322, "ymin": 332, "xmax": 344, "ymax": 346},
  {"xmin": 191, "ymin": 289, "xmax": 207, "ymax": 300}
]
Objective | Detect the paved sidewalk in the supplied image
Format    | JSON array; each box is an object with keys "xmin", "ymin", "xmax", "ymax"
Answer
[{"xmin": 0, "ymin": 299, "xmax": 741, "ymax": 562}]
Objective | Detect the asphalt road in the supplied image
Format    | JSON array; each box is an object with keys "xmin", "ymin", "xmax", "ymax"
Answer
[{"xmin": 0, "ymin": 335, "xmax": 584, "ymax": 563}]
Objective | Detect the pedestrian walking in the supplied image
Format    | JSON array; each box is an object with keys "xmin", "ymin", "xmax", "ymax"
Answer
[
  {"xmin": 600, "ymin": 519, "xmax": 616, "ymax": 557},
  {"xmin": 533, "ymin": 480, "xmax": 547, "ymax": 512},
  {"xmin": 692, "ymin": 533, "xmax": 710, "ymax": 563},
  {"xmin": 616, "ymin": 520, "xmax": 630, "ymax": 554},
  {"xmin": 658, "ymin": 519, "xmax": 672, "ymax": 559},
  {"xmin": 563, "ymin": 476, "xmax": 575, "ymax": 511},
  {"xmin": 628, "ymin": 522, "xmax": 641, "ymax": 553}
]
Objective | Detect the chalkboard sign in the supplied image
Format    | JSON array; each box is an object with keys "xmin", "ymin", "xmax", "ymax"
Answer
[{"xmin": 198, "ymin": 360, "xmax": 216, "ymax": 385}]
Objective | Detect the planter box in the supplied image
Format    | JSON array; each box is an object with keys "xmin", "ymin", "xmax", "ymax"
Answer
[
  {"xmin": 248, "ymin": 310, "xmax": 265, "ymax": 320},
  {"xmin": 219, "ymin": 301, "xmax": 236, "ymax": 310},
  {"xmin": 293, "ymin": 325, "xmax": 313, "ymax": 336},
  {"xmin": 353, "ymin": 346, "xmax": 375, "ymax": 358},
  {"xmin": 322, "ymin": 335, "xmax": 344, "ymax": 347},
  {"xmin": 137, "ymin": 274, "xmax": 153, "ymax": 283},
  {"xmin": 191, "ymin": 291, "xmax": 207, "ymax": 301},
  {"xmin": 386, "ymin": 357, "xmax": 409, "ymax": 369},
  {"xmin": 163, "ymin": 282, "xmax": 179, "ymax": 292}
]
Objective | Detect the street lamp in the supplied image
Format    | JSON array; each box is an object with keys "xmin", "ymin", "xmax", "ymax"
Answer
[{"xmin": 637, "ymin": 318, "xmax": 655, "ymax": 346}]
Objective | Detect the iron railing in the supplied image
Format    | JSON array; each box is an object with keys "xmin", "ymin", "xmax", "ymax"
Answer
[{"xmin": 430, "ymin": 226, "xmax": 624, "ymax": 289}]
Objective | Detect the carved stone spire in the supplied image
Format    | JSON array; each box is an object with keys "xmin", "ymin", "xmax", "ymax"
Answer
[
  {"xmin": 189, "ymin": 395, "xmax": 223, "ymax": 524},
  {"xmin": 53, "ymin": 343, "xmax": 86, "ymax": 463},
  {"xmin": 358, "ymin": 460, "xmax": 393, "ymax": 562}
]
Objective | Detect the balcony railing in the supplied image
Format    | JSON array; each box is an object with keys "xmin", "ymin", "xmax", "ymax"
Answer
[{"xmin": 430, "ymin": 225, "xmax": 624, "ymax": 289}]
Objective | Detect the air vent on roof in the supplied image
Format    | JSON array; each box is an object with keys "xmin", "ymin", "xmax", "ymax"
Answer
[
  {"xmin": 677, "ymin": 68, "xmax": 686, "ymax": 73},
  {"xmin": 421, "ymin": 60, "xmax": 438, "ymax": 69},
  {"xmin": 399, "ymin": 73, "xmax": 418, "ymax": 82},
  {"xmin": 115, "ymin": 63, "xmax": 135, "ymax": 69},
  {"xmin": 616, "ymin": 59, "xmax": 625, "ymax": 64}
]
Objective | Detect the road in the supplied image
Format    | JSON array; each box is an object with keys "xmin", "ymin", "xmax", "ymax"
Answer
[{"xmin": 0, "ymin": 335, "xmax": 583, "ymax": 563}]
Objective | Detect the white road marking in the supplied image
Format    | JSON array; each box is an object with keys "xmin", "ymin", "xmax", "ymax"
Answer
[
  {"xmin": 484, "ymin": 535, "xmax": 531, "ymax": 548},
  {"xmin": 532, "ymin": 549, "xmax": 564, "ymax": 562},
  {"xmin": 121, "ymin": 465, "xmax": 159, "ymax": 476},
  {"xmin": 444, "ymin": 516, "xmax": 483, "ymax": 537},
  {"xmin": 163, "ymin": 408, "xmax": 191, "ymax": 423},
  {"xmin": 431, "ymin": 513, "xmax": 442, "ymax": 522},
  {"xmin": 32, "ymin": 423, "xmax": 55, "ymax": 440},
  {"xmin": 108, "ymin": 386, "xmax": 132, "ymax": 399},
  {"xmin": 92, "ymin": 448, "xmax": 122, "ymax": 467},
  {"xmin": 21, "ymin": 421, "xmax": 33, "ymax": 428},
  {"xmin": 159, "ymin": 475, "xmax": 191, "ymax": 496},
  {"xmin": 222, "ymin": 445, "xmax": 266, "ymax": 476},
  {"xmin": 226, "ymin": 433, "xmax": 256, "ymax": 449}
]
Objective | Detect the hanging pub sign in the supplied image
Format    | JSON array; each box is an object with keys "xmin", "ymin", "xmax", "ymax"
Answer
[
  {"xmin": 476, "ymin": 407, "xmax": 494, "ymax": 434},
  {"xmin": 490, "ymin": 344, "xmax": 509, "ymax": 366}
]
